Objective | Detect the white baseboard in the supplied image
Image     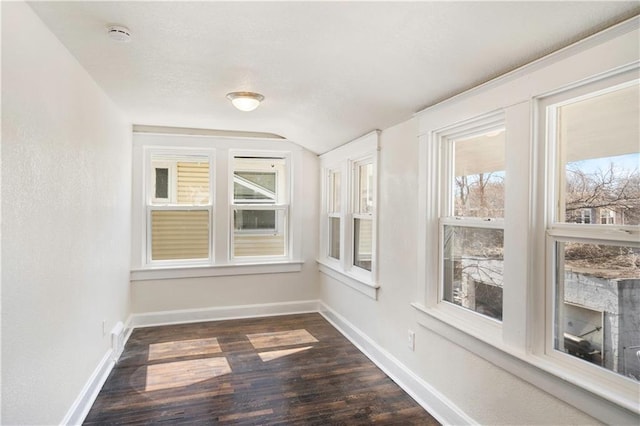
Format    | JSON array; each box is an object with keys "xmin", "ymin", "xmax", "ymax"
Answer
[
  {"xmin": 128, "ymin": 299, "xmax": 321, "ymax": 328},
  {"xmin": 318, "ymin": 302, "xmax": 476, "ymax": 426},
  {"xmin": 60, "ymin": 350, "xmax": 115, "ymax": 426},
  {"xmin": 65, "ymin": 300, "xmax": 472, "ymax": 425}
]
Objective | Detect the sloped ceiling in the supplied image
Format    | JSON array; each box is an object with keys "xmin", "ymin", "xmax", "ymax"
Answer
[{"xmin": 27, "ymin": 1, "xmax": 639, "ymax": 154}]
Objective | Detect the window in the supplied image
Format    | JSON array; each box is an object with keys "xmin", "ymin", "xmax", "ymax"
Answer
[
  {"xmin": 131, "ymin": 133, "xmax": 303, "ymax": 278},
  {"xmin": 318, "ymin": 132, "xmax": 378, "ymax": 296},
  {"xmin": 231, "ymin": 156, "xmax": 289, "ymax": 258},
  {"xmin": 353, "ymin": 161, "xmax": 374, "ymax": 271},
  {"xmin": 545, "ymin": 79, "xmax": 639, "ymax": 382},
  {"xmin": 147, "ymin": 152, "xmax": 212, "ymax": 263},
  {"xmin": 439, "ymin": 117, "xmax": 506, "ymax": 321}
]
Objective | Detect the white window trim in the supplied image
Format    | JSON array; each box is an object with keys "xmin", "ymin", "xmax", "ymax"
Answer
[
  {"xmin": 229, "ymin": 150, "xmax": 292, "ymax": 263},
  {"xmin": 318, "ymin": 131, "xmax": 379, "ymax": 299},
  {"xmin": 144, "ymin": 147, "xmax": 216, "ymax": 267},
  {"xmin": 131, "ymin": 133, "xmax": 304, "ymax": 280},
  {"xmin": 535, "ymin": 70, "xmax": 640, "ymax": 405},
  {"xmin": 414, "ymin": 17, "xmax": 639, "ymax": 424}
]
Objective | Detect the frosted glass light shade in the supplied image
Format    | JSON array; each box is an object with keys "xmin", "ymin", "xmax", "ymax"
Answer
[{"xmin": 226, "ymin": 92, "xmax": 264, "ymax": 112}]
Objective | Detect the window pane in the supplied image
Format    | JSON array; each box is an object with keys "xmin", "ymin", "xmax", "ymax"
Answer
[
  {"xmin": 155, "ymin": 168, "xmax": 169, "ymax": 199},
  {"xmin": 357, "ymin": 163, "xmax": 374, "ymax": 214},
  {"xmin": 233, "ymin": 157, "xmax": 286, "ymax": 204},
  {"xmin": 151, "ymin": 155, "xmax": 210, "ymax": 205},
  {"xmin": 354, "ymin": 218, "xmax": 372, "ymax": 271},
  {"xmin": 452, "ymin": 129, "xmax": 505, "ymax": 218},
  {"xmin": 557, "ymin": 83, "xmax": 640, "ymax": 225},
  {"xmin": 151, "ymin": 210, "xmax": 209, "ymax": 260},
  {"xmin": 329, "ymin": 171, "xmax": 341, "ymax": 213},
  {"xmin": 177, "ymin": 161, "xmax": 209, "ymax": 204},
  {"xmin": 234, "ymin": 209, "xmax": 276, "ymax": 231},
  {"xmin": 329, "ymin": 217, "xmax": 340, "ymax": 259},
  {"xmin": 234, "ymin": 172, "xmax": 276, "ymax": 202},
  {"xmin": 233, "ymin": 209, "xmax": 286, "ymax": 257},
  {"xmin": 554, "ymin": 241, "xmax": 640, "ymax": 381},
  {"xmin": 442, "ymin": 225, "xmax": 504, "ymax": 321}
]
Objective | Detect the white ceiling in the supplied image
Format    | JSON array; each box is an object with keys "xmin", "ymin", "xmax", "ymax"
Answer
[{"xmin": 27, "ymin": 1, "xmax": 639, "ymax": 154}]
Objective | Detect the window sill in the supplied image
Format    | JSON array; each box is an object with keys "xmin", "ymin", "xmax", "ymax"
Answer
[
  {"xmin": 317, "ymin": 259, "xmax": 379, "ymax": 300},
  {"xmin": 131, "ymin": 261, "xmax": 304, "ymax": 281},
  {"xmin": 411, "ymin": 302, "xmax": 639, "ymax": 423}
]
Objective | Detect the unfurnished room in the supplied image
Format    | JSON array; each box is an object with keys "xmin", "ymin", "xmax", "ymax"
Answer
[{"xmin": 2, "ymin": 1, "xmax": 640, "ymax": 425}]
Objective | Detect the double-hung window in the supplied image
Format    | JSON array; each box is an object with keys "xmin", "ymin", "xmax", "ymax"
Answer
[
  {"xmin": 438, "ymin": 115, "xmax": 506, "ymax": 322},
  {"xmin": 541, "ymin": 74, "xmax": 639, "ymax": 382},
  {"xmin": 147, "ymin": 150, "xmax": 213, "ymax": 264},
  {"xmin": 318, "ymin": 131, "xmax": 378, "ymax": 297},
  {"xmin": 231, "ymin": 155, "xmax": 289, "ymax": 259},
  {"xmin": 353, "ymin": 160, "xmax": 374, "ymax": 272}
]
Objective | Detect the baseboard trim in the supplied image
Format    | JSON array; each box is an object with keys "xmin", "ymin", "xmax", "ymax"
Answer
[
  {"xmin": 318, "ymin": 302, "xmax": 475, "ymax": 426},
  {"xmin": 60, "ymin": 350, "xmax": 115, "ymax": 426},
  {"xmin": 66, "ymin": 300, "xmax": 471, "ymax": 425},
  {"xmin": 128, "ymin": 300, "xmax": 321, "ymax": 328}
]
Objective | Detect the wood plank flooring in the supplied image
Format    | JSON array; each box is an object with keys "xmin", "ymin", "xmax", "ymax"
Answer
[{"xmin": 84, "ymin": 313, "xmax": 440, "ymax": 425}]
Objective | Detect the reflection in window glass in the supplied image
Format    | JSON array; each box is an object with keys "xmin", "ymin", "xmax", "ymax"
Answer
[
  {"xmin": 555, "ymin": 241, "xmax": 640, "ymax": 381},
  {"xmin": 329, "ymin": 217, "xmax": 340, "ymax": 259},
  {"xmin": 557, "ymin": 84, "xmax": 640, "ymax": 225},
  {"xmin": 453, "ymin": 130, "xmax": 505, "ymax": 218},
  {"xmin": 354, "ymin": 218, "xmax": 372, "ymax": 271},
  {"xmin": 442, "ymin": 225, "xmax": 504, "ymax": 321}
]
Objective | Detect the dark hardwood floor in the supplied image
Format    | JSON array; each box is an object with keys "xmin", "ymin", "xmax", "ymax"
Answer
[{"xmin": 84, "ymin": 313, "xmax": 440, "ymax": 425}]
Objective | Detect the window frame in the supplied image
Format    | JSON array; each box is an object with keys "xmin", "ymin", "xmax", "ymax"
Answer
[
  {"xmin": 350, "ymin": 157, "xmax": 375, "ymax": 276},
  {"xmin": 420, "ymin": 113, "xmax": 508, "ymax": 342},
  {"xmin": 229, "ymin": 151, "xmax": 291, "ymax": 262},
  {"xmin": 145, "ymin": 148, "xmax": 215, "ymax": 267},
  {"xmin": 537, "ymin": 72, "xmax": 640, "ymax": 396},
  {"xmin": 318, "ymin": 131, "xmax": 379, "ymax": 299}
]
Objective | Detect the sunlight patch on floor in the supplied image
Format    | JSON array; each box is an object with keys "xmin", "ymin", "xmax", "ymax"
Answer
[
  {"xmin": 148, "ymin": 337, "xmax": 222, "ymax": 361},
  {"xmin": 145, "ymin": 357, "xmax": 231, "ymax": 392},
  {"xmin": 258, "ymin": 346, "xmax": 313, "ymax": 362},
  {"xmin": 246, "ymin": 329, "xmax": 318, "ymax": 349}
]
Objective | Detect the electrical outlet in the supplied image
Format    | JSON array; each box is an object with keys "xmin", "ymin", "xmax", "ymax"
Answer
[{"xmin": 408, "ymin": 330, "xmax": 415, "ymax": 351}]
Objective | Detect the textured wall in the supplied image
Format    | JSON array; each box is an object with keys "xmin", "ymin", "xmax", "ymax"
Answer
[{"xmin": 1, "ymin": 2, "xmax": 132, "ymax": 424}]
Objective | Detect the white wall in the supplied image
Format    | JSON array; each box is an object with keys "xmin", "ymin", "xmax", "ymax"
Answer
[
  {"xmin": 1, "ymin": 2, "xmax": 132, "ymax": 424},
  {"xmin": 320, "ymin": 17, "xmax": 640, "ymax": 425},
  {"xmin": 319, "ymin": 118, "xmax": 601, "ymax": 425},
  {"xmin": 130, "ymin": 148, "xmax": 319, "ymax": 313}
]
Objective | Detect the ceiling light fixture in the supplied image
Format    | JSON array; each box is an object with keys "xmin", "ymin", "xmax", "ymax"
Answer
[
  {"xmin": 107, "ymin": 25, "xmax": 131, "ymax": 43},
  {"xmin": 226, "ymin": 92, "xmax": 265, "ymax": 112}
]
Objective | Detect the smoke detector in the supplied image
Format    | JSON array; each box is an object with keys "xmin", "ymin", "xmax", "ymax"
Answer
[{"xmin": 107, "ymin": 25, "xmax": 131, "ymax": 42}]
